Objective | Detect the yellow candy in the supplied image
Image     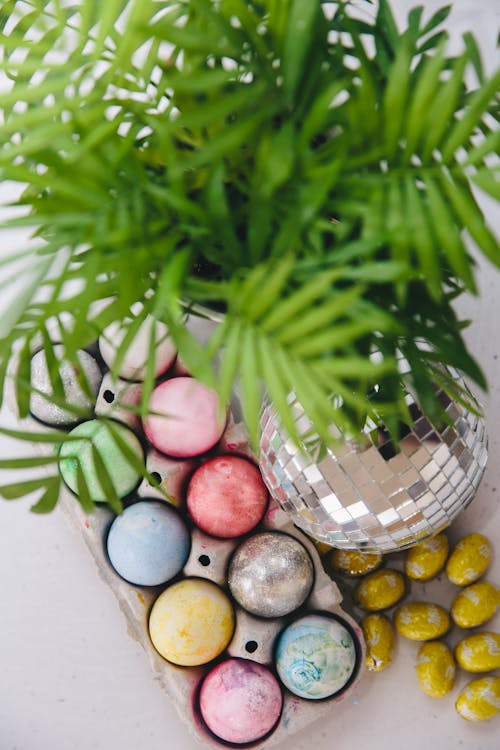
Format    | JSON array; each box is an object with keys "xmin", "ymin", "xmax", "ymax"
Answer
[
  {"xmin": 149, "ymin": 578, "xmax": 235, "ymax": 666},
  {"xmin": 361, "ymin": 613, "xmax": 395, "ymax": 672},
  {"xmin": 416, "ymin": 641, "xmax": 456, "ymax": 698},
  {"xmin": 455, "ymin": 676, "xmax": 500, "ymax": 722},
  {"xmin": 328, "ymin": 548, "xmax": 383, "ymax": 578},
  {"xmin": 405, "ymin": 533, "xmax": 449, "ymax": 581},
  {"xmin": 451, "ymin": 581, "xmax": 500, "ymax": 629},
  {"xmin": 394, "ymin": 602, "xmax": 450, "ymax": 641},
  {"xmin": 446, "ymin": 533, "xmax": 491, "ymax": 586},
  {"xmin": 353, "ymin": 569, "xmax": 406, "ymax": 611},
  {"xmin": 314, "ymin": 540, "xmax": 334, "ymax": 556},
  {"xmin": 455, "ymin": 632, "xmax": 500, "ymax": 673}
]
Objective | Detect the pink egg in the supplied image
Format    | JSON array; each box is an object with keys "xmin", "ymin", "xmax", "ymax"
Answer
[
  {"xmin": 187, "ymin": 455, "xmax": 268, "ymax": 537},
  {"xmin": 143, "ymin": 377, "xmax": 226, "ymax": 458},
  {"xmin": 199, "ymin": 658, "xmax": 283, "ymax": 745}
]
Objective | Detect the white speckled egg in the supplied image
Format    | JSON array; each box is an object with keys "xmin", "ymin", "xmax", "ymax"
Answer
[
  {"xmin": 99, "ymin": 315, "xmax": 176, "ymax": 381},
  {"xmin": 30, "ymin": 345, "xmax": 102, "ymax": 426}
]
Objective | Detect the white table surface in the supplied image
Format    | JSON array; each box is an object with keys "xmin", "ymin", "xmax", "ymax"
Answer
[{"xmin": 1, "ymin": 3, "xmax": 499, "ymax": 749}]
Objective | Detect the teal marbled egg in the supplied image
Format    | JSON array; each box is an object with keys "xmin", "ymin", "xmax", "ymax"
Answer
[{"xmin": 275, "ymin": 613, "xmax": 358, "ymax": 700}]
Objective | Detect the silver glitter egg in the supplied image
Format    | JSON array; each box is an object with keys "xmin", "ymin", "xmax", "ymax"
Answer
[
  {"xmin": 227, "ymin": 532, "xmax": 314, "ymax": 618},
  {"xmin": 259, "ymin": 372, "xmax": 488, "ymax": 554},
  {"xmin": 30, "ymin": 346, "xmax": 102, "ymax": 426}
]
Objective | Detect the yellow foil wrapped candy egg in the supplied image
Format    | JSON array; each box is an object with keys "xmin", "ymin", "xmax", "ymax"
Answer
[
  {"xmin": 416, "ymin": 641, "xmax": 456, "ymax": 698},
  {"xmin": 353, "ymin": 569, "xmax": 406, "ymax": 611},
  {"xmin": 455, "ymin": 676, "xmax": 500, "ymax": 722},
  {"xmin": 327, "ymin": 548, "xmax": 383, "ymax": 578},
  {"xmin": 446, "ymin": 533, "xmax": 492, "ymax": 586},
  {"xmin": 149, "ymin": 578, "xmax": 235, "ymax": 666},
  {"xmin": 405, "ymin": 533, "xmax": 449, "ymax": 581},
  {"xmin": 394, "ymin": 602, "xmax": 450, "ymax": 641},
  {"xmin": 451, "ymin": 581, "xmax": 500, "ymax": 629},
  {"xmin": 455, "ymin": 632, "xmax": 500, "ymax": 673},
  {"xmin": 361, "ymin": 613, "xmax": 395, "ymax": 672}
]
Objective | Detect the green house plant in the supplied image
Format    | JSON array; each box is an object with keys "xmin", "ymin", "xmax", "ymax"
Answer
[{"xmin": 0, "ymin": 0, "xmax": 498, "ymax": 513}]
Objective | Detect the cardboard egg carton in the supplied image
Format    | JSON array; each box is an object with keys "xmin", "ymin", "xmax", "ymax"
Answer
[
  {"xmin": 59, "ymin": 495, "xmax": 365, "ymax": 749},
  {"xmin": 41, "ymin": 416, "xmax": 365, "ymax": 748}
]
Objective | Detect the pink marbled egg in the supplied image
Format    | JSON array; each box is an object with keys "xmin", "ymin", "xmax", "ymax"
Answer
[
  {"xmin": 199, "ymin": 658, "xmax": 283, "ymax": 744},
  {"xmin": 143, "ymin": 377, "xmax": 226, "ymax": 458},
  {"xmin": 187, "ymin": 455, "xmax": 268, "ymax": 538}
]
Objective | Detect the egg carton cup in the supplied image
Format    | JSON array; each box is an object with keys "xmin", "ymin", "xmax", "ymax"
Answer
[{"xmin": 6, "ymin": 323, "xmax": 366, "ymax": 749}]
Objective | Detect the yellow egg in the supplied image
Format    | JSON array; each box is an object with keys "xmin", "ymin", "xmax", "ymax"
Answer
[
  {"xmin": 446, "ymin": 533, "xmax": 491, "ymax": 586},
  {"xmin": 405, "ymin": 533, "xmax": 449, "ymax": 581},
  {"xmin": 327, "ymin": 548, "xmax": 383, "ymax": 578},
  {"xmin": 455, "ymin": 676, "xmax": 500, "ymax": 721},
  {"xmin": 455, "ymin": 632, "xmax": 500, "ymax": 673},
  {"xmin": 416, "ymin": 641, "xmax": 456, "ymax": 698},
  {"xmin": 451, "ymin": 581, "xmax": 500, "ymax": 629},
  {"xmin": 149, "ymin": 578, "xmax": 235, "ymax": 666},
  {"xmin": 361, "ymin": 613, "xmax": 395, "ymax": 672},
  {"xmin": 353, "ymin": 569, "xmax": 406, "ymax": 611},
  {"xmin": 394, "ymin": 602, "xmax": 450, "ymax": 641}
]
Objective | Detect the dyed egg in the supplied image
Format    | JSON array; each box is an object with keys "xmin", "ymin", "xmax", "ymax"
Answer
[
  {"xmin": 451, "ymin": 581, "xmax": 500, "ymax": 629},
  {"xmin": 149, "ymin": 579, "xmax": 234, "ymax": 666},
  {"xmin": 59, "ymin": 419, "xmax": 143, "ymax": 502},
  {"xmin": 186, "ymin": 455, "xmax": 268, "ymax": 538},
  {"xmin": 353, "ymin": 569, "xmax": 406, "ymax": 611},
  {"xmin": 405, "ymin": 533, "xmax": 449, "ymax": 582},
  {"xmin": 106, "ymin": 501, "xmax": 190, "ymax": 586},
  {"xmin": 227, "ymin": 532, "xmax": 314, "ymax": 618},
  {"xmin": 455, "ymin": 676, "xmax": 500, "ymax": 722},
  {"xmin": 143, "ymin": 377, "xmax": 226, "ymax": 458},
  {"xmin": 99, "ymin": 314, "xmax": 176, "ymax": 381},
  {"xmin": 199, "ymin": 658, "xmax": 283, "ymax": 744},
  {"xmin": 361, "ymin": 613, "xmax": 395, "ymax": 672},
  {"xmin": 455, "ymin": 632, "xmax": 500, "ymax": 673},
  {"xmin": 327, "ymin": 548, "xmax": 383, "ymax": 578},
  {"xmin": 446, "ymin": 533, "xmax": 492, "ymax": 586},
  {"xmin": 416, "ymin": 641, "xmax": 456, "ymax": 698},
  {"xmin": 275, "ymin": 614, "xmax": 358, "ymax": 700},
  {"xmin": 30, "ymin": 346, "xmax": 102, "ymax": 426},
  {"xmin": 394, "ymin": 602, "xmax": 450, "ymax": 641}
]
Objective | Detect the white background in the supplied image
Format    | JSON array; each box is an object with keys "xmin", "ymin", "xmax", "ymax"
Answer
[{"xmin": 1, "ymin": 2, "xmax": 499, "ymax": 749}]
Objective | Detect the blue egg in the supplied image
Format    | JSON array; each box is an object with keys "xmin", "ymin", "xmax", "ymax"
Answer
[
  {"xmin": 275, "ymin": 614, "xmax": 358, "ymax": 700},
  {"xmin": 107, "ymin": 500, "xmax": 191, "ymax": 586}
]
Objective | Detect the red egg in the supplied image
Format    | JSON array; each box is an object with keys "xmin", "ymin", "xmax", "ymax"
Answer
[
  {"xmin": 143, "ymin": 377, "xmax": 226, "ymax": 458},
  {"xmin": 187, "ymin": 455, "xmax": 268, "ymax": 538}
]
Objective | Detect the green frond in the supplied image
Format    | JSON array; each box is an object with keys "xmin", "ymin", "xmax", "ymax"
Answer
[{"xmin": 0, "ymin": 0, "xmax": 498, "ymax": 510}]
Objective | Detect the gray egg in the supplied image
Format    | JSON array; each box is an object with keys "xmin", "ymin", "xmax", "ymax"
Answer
[
  {"xmin": 30, "ymin": 346, "xmax": 102, "ymax": 426},
  {"xmin": 227, "ymin": 532, "xmax": 314, "ymax": 618}
]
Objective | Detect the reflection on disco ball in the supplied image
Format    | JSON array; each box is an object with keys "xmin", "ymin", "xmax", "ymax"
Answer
[{"xmin": 259, "ymin": 376, "xmax": 488, "ymax": 553}]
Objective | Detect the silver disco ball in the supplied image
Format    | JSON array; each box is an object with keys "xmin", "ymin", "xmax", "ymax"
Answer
[{"xmin": 259, "ymin": 377, "xmax": 488, "ymax": 553}]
